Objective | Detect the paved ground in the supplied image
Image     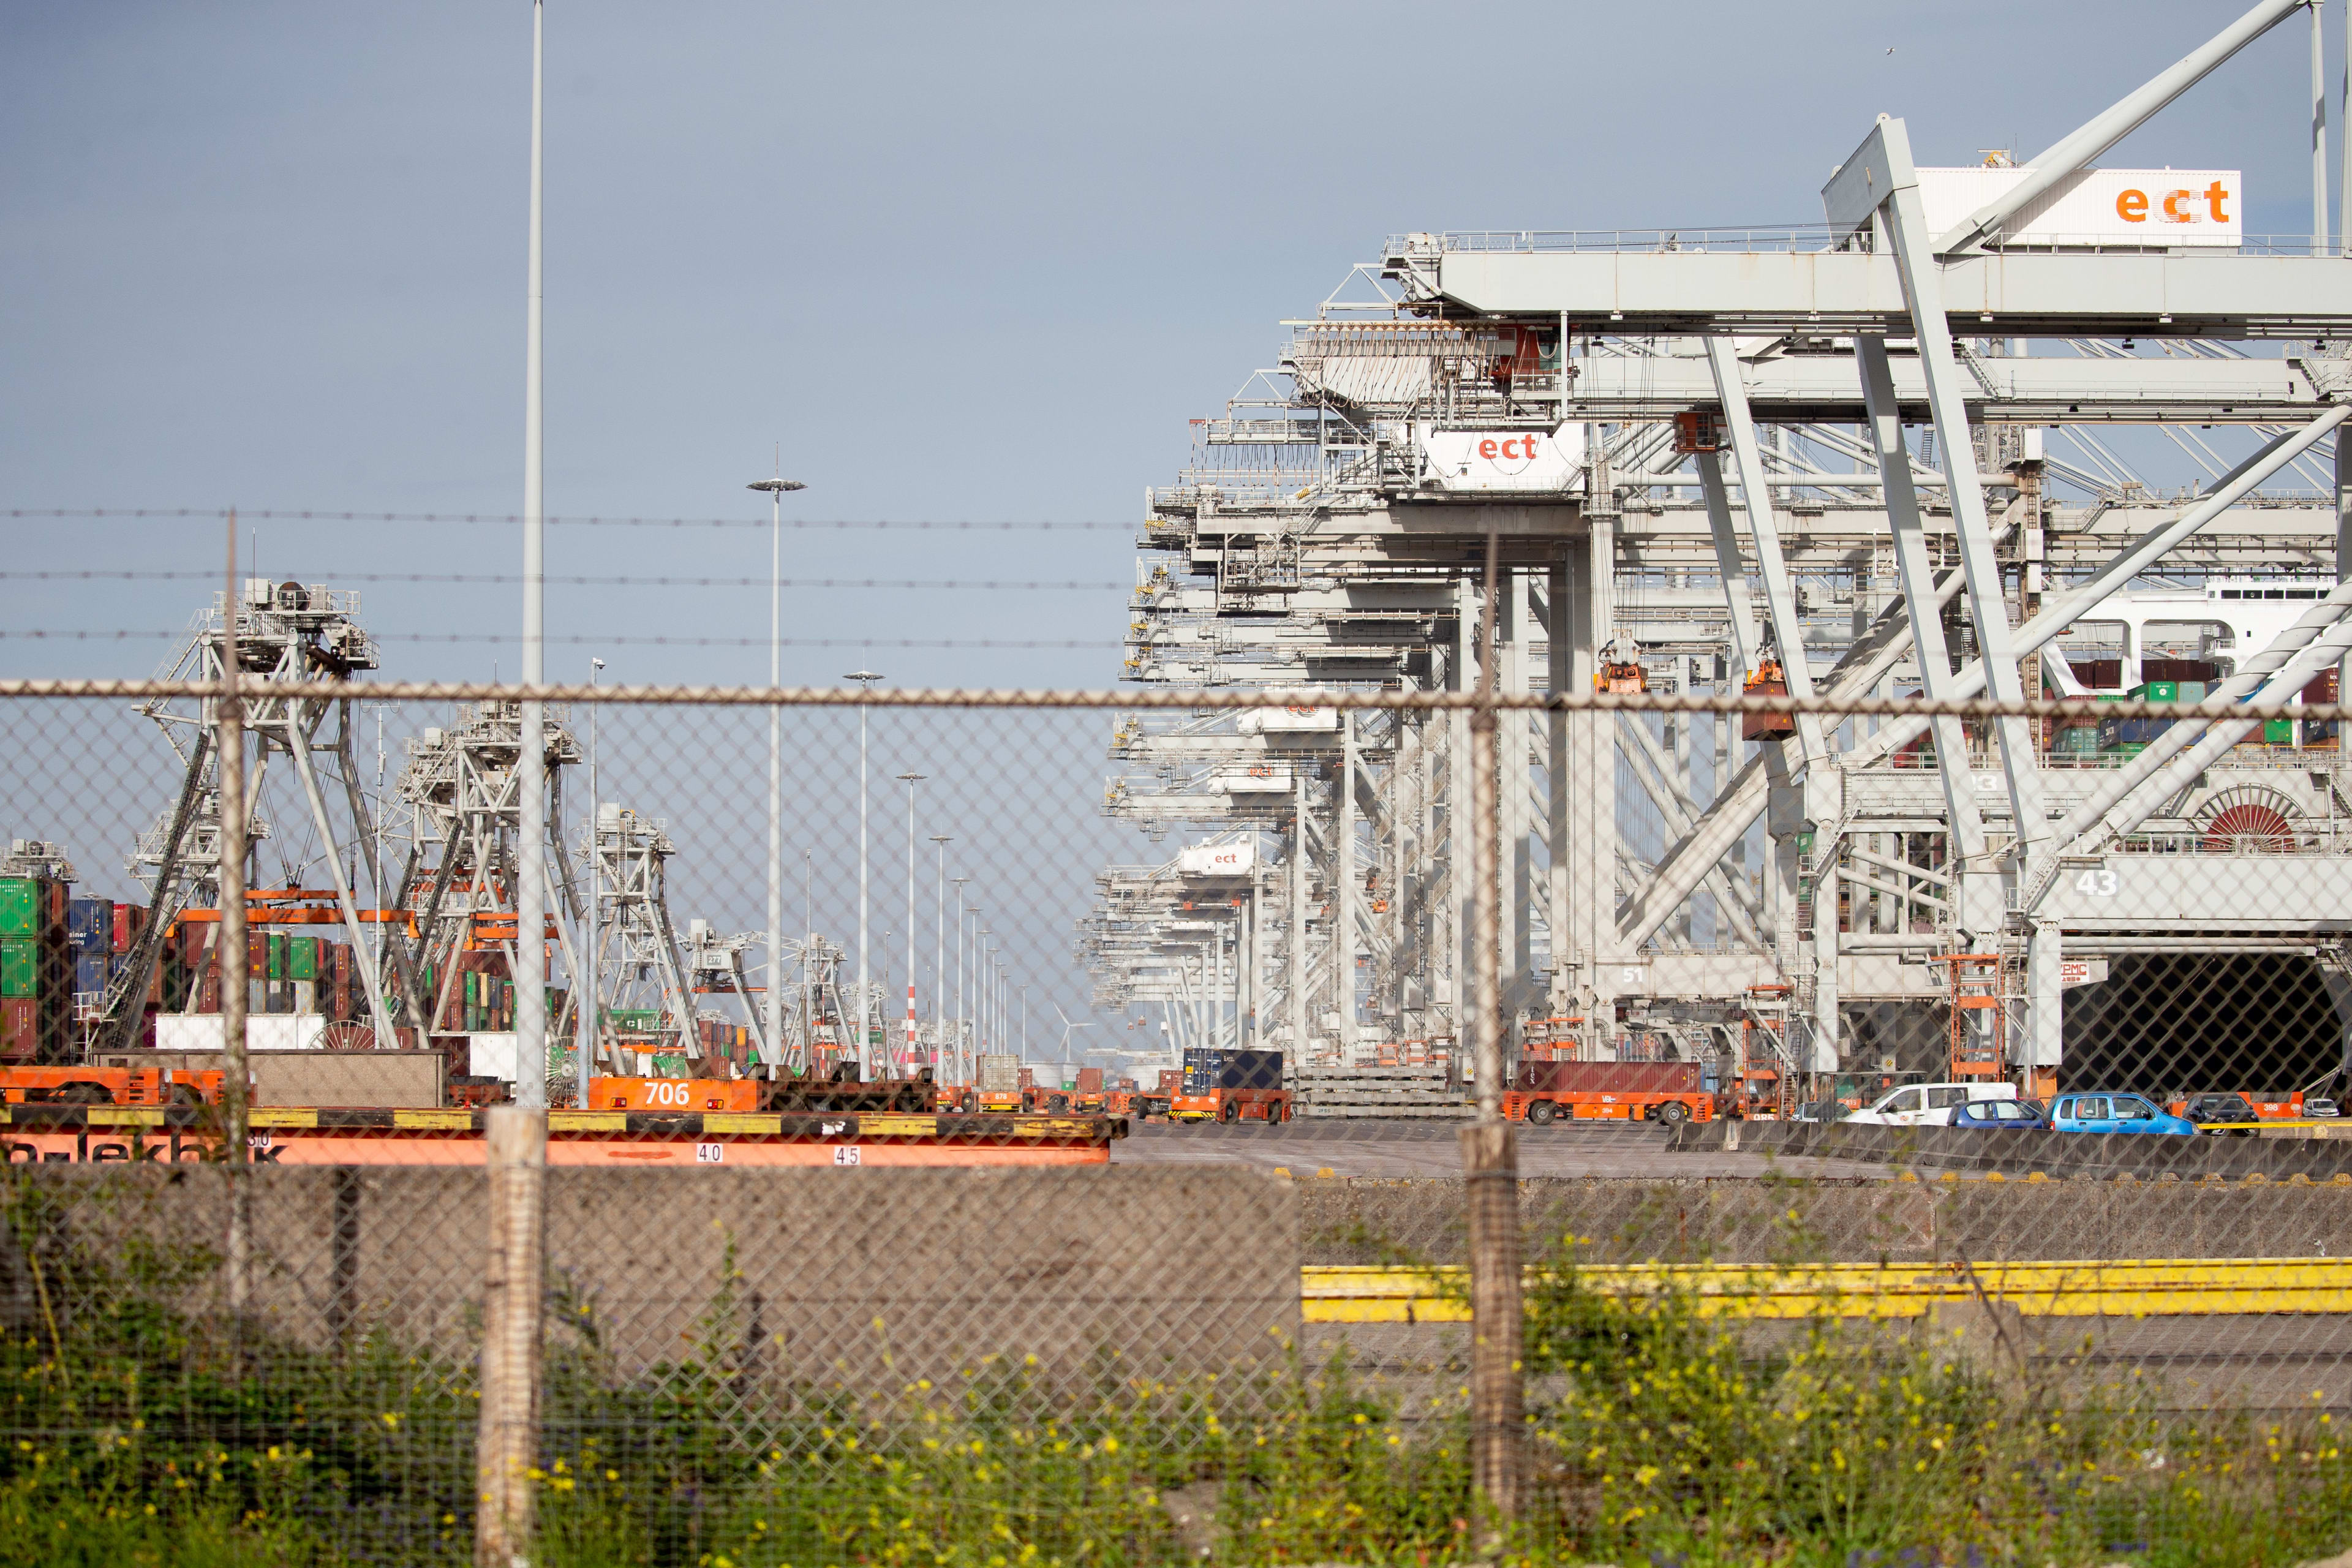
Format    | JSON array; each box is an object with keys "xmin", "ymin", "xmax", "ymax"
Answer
[{"xmin": 1112, "ymin": 1118, "xmax": 1893, "ymax": 1181}]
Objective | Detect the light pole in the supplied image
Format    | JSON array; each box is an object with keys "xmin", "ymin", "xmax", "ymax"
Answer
[
  {"xmin": 954, "ymin": 886, "xmax": 973, "ymax": 1076},
  {"xmin": 930, "ymin": 835, "xmax": 952, "ymax": 1075},
  {"xmin": 895, "ymin": 770, "xmax": 925, "ymax": 1076},
  {"xmin": 514, "ymin": 0, "xmax": 549, "ymax": 1111},
  {"xmin": 748, "ymin": 470, "xmax": 806, "ymax": 1079},
  {"xmin": 578, "ymin": 658, "xmax": 603, "ymax": 1107},
  {"xmin": 978, "ymin": 929, "xmax": 993, "ymax": 1055},
  {"xmin": 844, "ymin": 669, "xmax": 883, "ymax": 1076}
]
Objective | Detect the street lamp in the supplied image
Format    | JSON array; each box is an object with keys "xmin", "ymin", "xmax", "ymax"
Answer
[
  {"xmin": 747, "ymin": 471, "xmax": 806, "ymax": 1079},
  {"xmin": 930, "ymin": 835, "xmax": 952, "ymax": 1076},
  {"xmin": 896, "ymin": 770, "xmax": 925, "ymax": 1076},
  {"xmin": 844, "ymin": 669, "xmax": 883, "ymax": 1076},
  {"xmin": 578, "ymin": 657, "xmax": 604, "ymax": 1109}
]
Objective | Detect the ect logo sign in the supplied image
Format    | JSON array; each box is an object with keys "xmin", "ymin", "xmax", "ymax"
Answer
[{"xmin": 1415, "ymin": 422, "xmax": 1585, "ymax": 492}]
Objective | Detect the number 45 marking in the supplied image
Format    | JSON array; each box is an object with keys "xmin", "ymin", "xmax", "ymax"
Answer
[{"xmin": 2074, "ymin": 869, "xmax": 2119, "ymax": 897}]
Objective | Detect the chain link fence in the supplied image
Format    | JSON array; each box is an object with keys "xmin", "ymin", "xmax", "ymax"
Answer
[{"xmin": 1, "ymin": 675, "xmax": 2351, "ymax": 1564}]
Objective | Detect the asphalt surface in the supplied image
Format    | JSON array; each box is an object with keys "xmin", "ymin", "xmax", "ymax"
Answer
[{"xmin": 1112, "ymin": 1118, "xmax": 1893, "ymax": 1180}]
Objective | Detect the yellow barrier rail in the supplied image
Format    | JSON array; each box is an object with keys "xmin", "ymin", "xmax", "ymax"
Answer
[{"xmin": 1300, "ymin": 1259, "xmax": 2352, "ymax": 1323}]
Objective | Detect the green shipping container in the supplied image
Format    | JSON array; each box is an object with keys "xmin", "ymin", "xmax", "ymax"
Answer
[
  {"xmin": 265, "ymin": 933, "xmax": 286, "ymax": 979},
  {"xmin": 0, "ymin": 938, "xmax": 34, "ymax": 998},
  {"xmin": 0, "ymin": 881, "xmax": 35, "ymax": 938},
  {"xmin": 288, "ymin": 935, "xmax": 318, "ymax": 980},
  {"xmin": 2135, "ymin": 680, "xmax": 2179, "ymax": 701},
  {"xmin": 2264, "ymin": 718, "xmax": 2296, "ymax": 744}
]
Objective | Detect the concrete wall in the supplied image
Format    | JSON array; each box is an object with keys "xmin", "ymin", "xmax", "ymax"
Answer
[
  {"xmin": 1, "ymin": 1165, "xmax": 1302, "ymax": 1406},
  {"xmin": 1300, "ymin": 1174, "xmax": 2352, "ymax": 1265}
]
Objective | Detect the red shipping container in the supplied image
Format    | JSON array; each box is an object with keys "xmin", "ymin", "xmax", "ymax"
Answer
[
  {"xmin": 197, "ymin": 973, "xmax": 221, "ymax": 1014},
  {"xmin": 0, "ymin": 998, "xmax": 37, "ymax": 1058},
  {"xmin": 111, "ymin": 903, "xmax": 146, "ymax": 954},
  {"xmin": 1157, "ymin": 1068, "xmax": 1182, "ymax": 1093},
  {"xmin": 1513, "ymin": 1060, "xmax": 1703, "ymax": 1095},
  {"xmin": 1076, "ymin": 1066, "xmax": 1104, "ymax": 1093},
  {"xmin": 2305, "ymin": 669, "xmax": 2339, "ymax": 705}
]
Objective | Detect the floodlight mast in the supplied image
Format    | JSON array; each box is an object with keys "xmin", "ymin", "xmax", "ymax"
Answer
[{"xmin": 747, "ymin": 472, "xmax": 807, "ymax": 1076}]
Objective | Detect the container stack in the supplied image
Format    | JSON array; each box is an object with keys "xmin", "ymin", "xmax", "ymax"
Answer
[{"xmin": 0, "ymin": 874, "xmax": 70, "ymax": 1061}]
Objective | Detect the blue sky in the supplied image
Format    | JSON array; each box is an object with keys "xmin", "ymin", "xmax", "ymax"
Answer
[{"xmin": 1, "ymin": 0, "xmax": 2336, "ymax": 690}]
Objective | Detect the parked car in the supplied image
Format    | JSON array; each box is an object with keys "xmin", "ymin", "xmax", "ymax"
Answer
[
  {"xmin": 1950, "ymin": 1097, "xmax": 2048, "ymax": 1129},
  {"xmin": 1793, "ymin": 1097, "xmax": 1851, "ymax": 1123},
  {"xmin": 1845, "ymin": 1080, "xmax": 2019, "ymax": 1128},
  {"xmin": 2308, "ymin": 1096, "xmax": 2341, "ymax": 1118},
  {"xmin": 2180, "ymin": 1091, "xmax": 2260, "ymax": 1135},
  {"xmin": 2048, "ymin": 1092, "xmax": 2196, "ymax": 1136}
]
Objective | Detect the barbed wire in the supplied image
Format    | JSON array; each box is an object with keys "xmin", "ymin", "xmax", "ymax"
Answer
[
  {"xmin": 0, "ymin": 630, "xmax": 1122, "ymax": 650},
  {"xmin": 0, "ymin": 570, "xmax": 1129, "ymax": 591},
  {"xmin": 2, "ymin": 508, "xmax": 1134, "ymax": 532},
  {"xmin": 4, "ymin": 674, "xmax": 2345, "ymax": 721}
]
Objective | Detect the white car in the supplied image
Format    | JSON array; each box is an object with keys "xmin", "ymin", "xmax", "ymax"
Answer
[{"xmin": 1844, "ymin": 1080, "xmax": 2020, "ymax": 1128}]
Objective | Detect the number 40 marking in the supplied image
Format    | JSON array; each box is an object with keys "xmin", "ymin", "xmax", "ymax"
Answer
[{"xmin": 2074, "ymin": 869, "xmax": 2119, "ymax": 897}]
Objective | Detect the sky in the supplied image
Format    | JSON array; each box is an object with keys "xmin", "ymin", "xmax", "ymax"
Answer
[
  {"xmin": 2, "ymin": 1, "xmax": 2340, "ymax": 1061},
  {"xmin": 1, "ymin": 0, "xmax": 2339, "ymax": 690}
]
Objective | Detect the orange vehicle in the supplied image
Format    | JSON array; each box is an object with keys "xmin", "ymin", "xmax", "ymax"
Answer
[
  {"xmin": 587, "ymin": 1076, "xmax": 759, "ymax": 1113},
  {"xmin": 1502, "ymin": 1060, "xmax": 1717, "ymax": 1128},
  {"xmin": 0, "ymin": 1066, "xmax": 223, "ymax": 1107},
  {"xmin": 1169, "ymin": 1049, "xmax": 1291, "ymax": 1123}
]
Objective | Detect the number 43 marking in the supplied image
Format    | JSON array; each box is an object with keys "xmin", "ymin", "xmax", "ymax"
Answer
[{"xmin": 2074, "ymin": 869, "xmax": 2119, "ymax": 897}]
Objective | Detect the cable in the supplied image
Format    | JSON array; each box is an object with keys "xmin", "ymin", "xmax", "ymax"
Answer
[
  {"xmin": 2, "ymin": 508, "xmax": 1134, "ymax": 532},
  {"xmin": 0, "ymin": 569, "xmax": 1129, "ymax": 591},
  {"xmin": 0, "ymin": 629, "xmax": 1121, "ymax": 650}
]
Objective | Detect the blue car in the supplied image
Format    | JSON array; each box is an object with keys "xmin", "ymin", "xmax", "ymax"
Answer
[{"xmin": 2048, "ymin": 1092, "xmax": 2197, "ymax": 1135}]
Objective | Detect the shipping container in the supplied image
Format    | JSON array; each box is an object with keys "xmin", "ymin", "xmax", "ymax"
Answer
[
  {"xmin": 1076, "ymin": 1066, "xmax": 1104, "ymax": 1093},
  {"xmin": 0, "ymin": 881, "xmax": 36, "ymax": 939},
  {"xmin": 2264, "ymin": 718, "xmax": 2297, "ymax": 745},
  {"xmin": 1216, "ymin": 1050, "xmax": 1283, "ymax": 1091},
  {"xmin": 978, "ymin": 1053, "xmax": 1021, "ymax": 1091},
  {"xmin": 2142, "ymin": 658, "xmax": 2222, "ymax": 686},
  {"xmin": 110, "ymin": 903, "xmax": 143, "ymax": 955},
  {"xmin": 288, "ymin": 935, "xmax": 318, "ymax": 981},
  {"xmin": 66, "ymin": 898, "xmax": 110, "ymax": 950},
  {"xmin": 2132, "ymin": 680, "xmax": 2180, "ymax": 702},
  {"xmin": 0, "ymin": 998, "xmax": 35, "ymax": 1058},
  {"xmin": 2305, "ymin": 669, "xmax": 2339, "ymax": 705},
  {"xmin": 0, "ymin": 938, "xmax": 34, "ymax": 999},
  {"xmin": 266, "ymin": 932, "xmax": 287, "ymax": 980},
  {"xmin": 2067, "ymin": 657, "xmax": 2123, "ymax": 690},
  {"xmin": 1514, "ymin": 1060, "xmax": 1703, "ymax": 1095},
  {"xmin": 74, "ymin": 949, "xmax": 107, "ymax": 996}
]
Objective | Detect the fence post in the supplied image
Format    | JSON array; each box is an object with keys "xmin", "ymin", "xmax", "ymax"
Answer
[
  {"xmin": 217, "ymin": 516, "xmax": 251, "ymax": 1319},
  {"xmin": 475, "ymin": 1106, "xmax": 547, "ymax": 1567},
  {"xmin": 1458, "ymin": 532, "xmax": 1523, "ymax": 1531}
]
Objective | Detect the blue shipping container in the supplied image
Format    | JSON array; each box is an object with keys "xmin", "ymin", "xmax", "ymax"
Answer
[
  {"xmin": 66, "ymin": 897, "xmax": 110, "ymax": 950},
  {"xmin": 74, "ymin": 949, "xmax": 107, "ymax": 994}
]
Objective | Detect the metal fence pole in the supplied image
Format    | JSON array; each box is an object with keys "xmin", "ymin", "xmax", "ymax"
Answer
[
  {"xmin": 1458, "ymin": 530, "xmax": 1522, "ymax": 1531},
  {"xmin": 217, "ymin": 515, "xmax": 251, "ymax": 1318},
  {"xmin": 475, "ymin": 1106, "xmax": 546, "ymax": 1567}
]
